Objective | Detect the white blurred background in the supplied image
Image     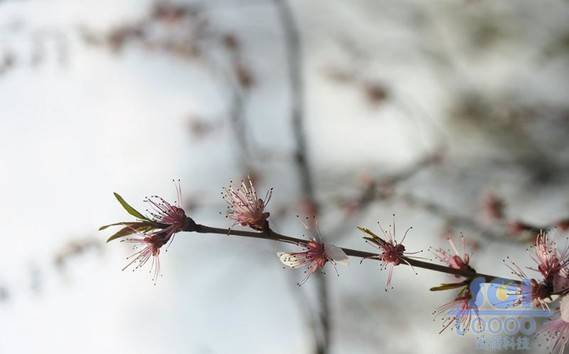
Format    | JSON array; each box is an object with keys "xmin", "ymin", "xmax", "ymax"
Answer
[{"xmin": 1, "ymin": 0, "xmax": 569, "ymax": 353}]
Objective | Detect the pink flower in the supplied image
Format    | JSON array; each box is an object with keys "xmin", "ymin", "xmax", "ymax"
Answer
[
  {"xmin": 433, "ymin": 235, "xmax": 475, "ymax": 275},
  {"xmin": 144, "ymin": 196, "xmax": 187, "ymax": 228},
  {"xmin": 539, "ymin": 295, "xmax": 569, "ymax": 354},
  {"xmin": 121, "ymin": 231, "xmax": 170, "ymax": 284},
  {"xmin": 504, "ymin": 257, "xmax": 553, "ymax": 310},
  {"xmin": 358, "ymin": 220, "xmax": 422, "ymax": 290},
  {"xmin": 223, "ymin": 177, "xmax": 272, "ymax": 231},
  {"xmin": 555, "ymin": 269, "xmax": 569, "ymax": 295},
  {"xmin": 102, "ymin": 183, "xmax": 188, "ymax": 242},
  {"xmin": 101, "ymin": 182, "xmax": 189, "ymax": 282},
  {"xmin": 505, "ymin": 231, "xmax": 569, "ymax": 301},
  {"xmin": 434, "ymin": 288, "xmax": 479, "ymax": 334},
  {"xmin": 278, "ymin": 239, "xmax": 348, "ymax": 285},
  {"xmin": 531, "ymin": 231, "xmax": 569, "ymax": 280}
]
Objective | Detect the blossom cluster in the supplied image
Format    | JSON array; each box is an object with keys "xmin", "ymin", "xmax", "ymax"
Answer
[
  {"xmin": 99, "ymin": 182, "xmax": 188, "ymax": 284},
  {"xmin": 101, "ymin": 179, "xmax": 569, "ymax": 352},
  {"xmin": 505, "ymin": 232, "xmax": 569, "ymax": 353}
]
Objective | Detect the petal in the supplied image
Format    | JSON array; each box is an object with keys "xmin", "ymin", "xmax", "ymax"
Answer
[
  {"xmin": 324, "ymin": 244, "xmax": 349, "ymax": 265},
  {"xmin": 277, "ymin": 252, "xmax": 307, "ymax": 269},
  {"xmin": 554, "ymin": 274, "xmax": 569, "ymax": 294},
  {"xmin": 561, "ymin": 295, "xmax": 569, "ymax": 323}
]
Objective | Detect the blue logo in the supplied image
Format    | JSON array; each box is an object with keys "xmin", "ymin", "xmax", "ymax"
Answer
[{"xmin": 451, "ymin": 277, "xmax": 552, "ymax": 339}]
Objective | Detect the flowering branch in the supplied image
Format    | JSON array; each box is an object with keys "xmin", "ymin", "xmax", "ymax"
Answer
[
  {"xmin": 102, "ymin": 180, "xmax": 569, "ymax": 350},
  {"xmin": 181, "ymin": 218, "xmax": 519, "ymax": 284}
]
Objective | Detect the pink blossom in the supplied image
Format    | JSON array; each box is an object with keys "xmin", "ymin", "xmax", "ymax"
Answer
[
  {"xmin": 121, "ymin": 231, "xmax": 170, "ymax": 284},
  {"xmin": 142, "ymin": 193, "xmax": 188, "ymax": 243},
  {"xmin": 359, "ymin": 220, "xmax": 422, "ymax": 290},
  {"xmin": 555, "ymin": 270, "xmax": 569, "ymax": 295},
  {"xmin": 144, "ymin": 181, "xmax": 187, "ymax": 229},
  {"xmin": 539, "ymin": 296, "xmax": 569, "ymax": 354},
  {"xmin": 223, "ymin": 177, "xmax": 272, "ymax": 231},
  {"xmin": 504, "ymin": 257, "xmax": 552, "ymax": 310},
  {"xmin": 434, "ymin": 288, "xmax": 479, "ymax": 334},
  {"xmin": 530, "ymin": 232, "xmax": 569, "ymax": 288},
  {"xmin": 102, "ymin": 182, "xmax": 189, "ymax": 282},
  {"xmin": 102, "ymin": 183, "xmax": 189, "ymax": 243},
  {"xmin": 505, "ymin": 231, "xmax": 569, "ymax": 301},
  {"xmin": 278, "ymin": 239, "xmax": 348, "ymax": 285},
  {"xmin": 132, "ymin": 183, "xmax": 188, "ymax": 248},
  {"xmin": 517, "ymin": 278, "xmax": 552, "ymax": 310},
  {"xmin": 433, "ymin": 235, "xmax": 475, "ymax": 275}
]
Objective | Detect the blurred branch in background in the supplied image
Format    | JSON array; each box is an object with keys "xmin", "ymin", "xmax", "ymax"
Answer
[
  {"xmin": 3, "ymin": 1, "xmax": 569, "ymax": 353},
  {"xmin": 325, "ymin": 148, "xmax": 444, "ymax": 239},
  {"xmin": 0, "ymin": 20, "xmax": 68, "ymax": 76},
  {"xmin": 273, "ymin": 0, "xmax": 330, "ymax": 352},
  {"xmin": 53, "ymin": 237, "xmax": 104, "ymax": 273}
]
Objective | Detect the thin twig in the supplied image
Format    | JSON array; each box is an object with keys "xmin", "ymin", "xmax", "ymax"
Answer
[{"xmin": 184, "ymin": 221, "xmax": 520, "ymax": 284}]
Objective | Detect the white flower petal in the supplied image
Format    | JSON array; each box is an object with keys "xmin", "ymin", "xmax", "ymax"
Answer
[
  {"xmin": 561, "ymin": 295, "xmax": 569, "ymax": 322},
  {"xmin": 324, "ymin": 244, "xmax": 349, "ymax": 265},
  {"xmin": 277, "ymin": 252, "xmax": 306, "ymax": 269}
]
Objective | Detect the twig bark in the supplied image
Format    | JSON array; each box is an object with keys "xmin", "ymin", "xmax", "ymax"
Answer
[{"xmin": 184, "ymin": 221, "xmax": 520, "ymax": 284}]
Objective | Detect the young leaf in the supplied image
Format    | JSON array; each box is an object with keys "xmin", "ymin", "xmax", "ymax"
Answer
[
  {"xmin": 113, "ymin": 192, "xmax": 150, "ymax": 221},
  {"xmin": 106, "ymin": 223, "xmax": 154, "ymax": 243},
  {"xmin": 99, "ymin": 221, "xmax": 142, "ymax": 231},
  {"xmin": 430, "ymin": 282, "xmax": 468, "ymax": 292},
  {"xmin": 357, "ymin": 226, "xmax": 379, "ymax": 238}
]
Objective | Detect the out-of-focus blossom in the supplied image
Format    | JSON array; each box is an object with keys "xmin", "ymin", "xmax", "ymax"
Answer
[
  {"xmin": 558, "ymin": 219, "xmax": 569, "ymax": 232},
  {"xmin": 358, "ymin": 220, "xmax": 421, "ymax": 290},
  {"xmin": 234, "ymin": 61, "xmax": 255, "ymax": 90},
  {"xmin": 539, "ymin": 295, "xmax": 569, "ymax": 354},
  {"xmin": 278, "ymin": 239, "xmax": 348, "ymax": 285},
  {"xmin": 223, "ymin": 177, "xmax": 272, "ymax": 231},
  {"xmin": 507, "ymin": 220, "xmax": 541, "ymax": 238},
  {"xmin": 482, "ymin": 192, "xmax": 505, "ymax": 221},
  {"xmin": 152, "ymin": 3, "xmax": 189, "ymax": 24},
  {"xmin": 362, "ymin": 82, "xmax": 389, "ymax": 106}
]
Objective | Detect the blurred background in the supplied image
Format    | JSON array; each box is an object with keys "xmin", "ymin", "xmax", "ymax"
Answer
[{"xmin": 1, "ymin": 0, "xmax": 569, "ymax": 353}]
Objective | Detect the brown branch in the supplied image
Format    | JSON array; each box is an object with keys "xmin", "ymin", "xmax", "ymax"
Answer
[{"xmin": 184, "ymin": 221, "xmax": 520, "ymax": 285}]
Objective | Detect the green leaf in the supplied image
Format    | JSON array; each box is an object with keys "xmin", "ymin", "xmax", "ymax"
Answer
[
  {"xmin": 357, "ymin": 226, "xmax": 379, "ymax": 239},
  {"xmin": 106, "ymin": 223, "xmax": 154, "ymax": 243},
  {"xmin": 430, "ymin": 282, "xmax": 467, "ymax": 292},
  {"xmin": 99, "ymin": 222, "xmax": 141, "ymax": 231},
  {"xmin": 113, "ymin": 192, "xmax": 150, "ymax": 221}
]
